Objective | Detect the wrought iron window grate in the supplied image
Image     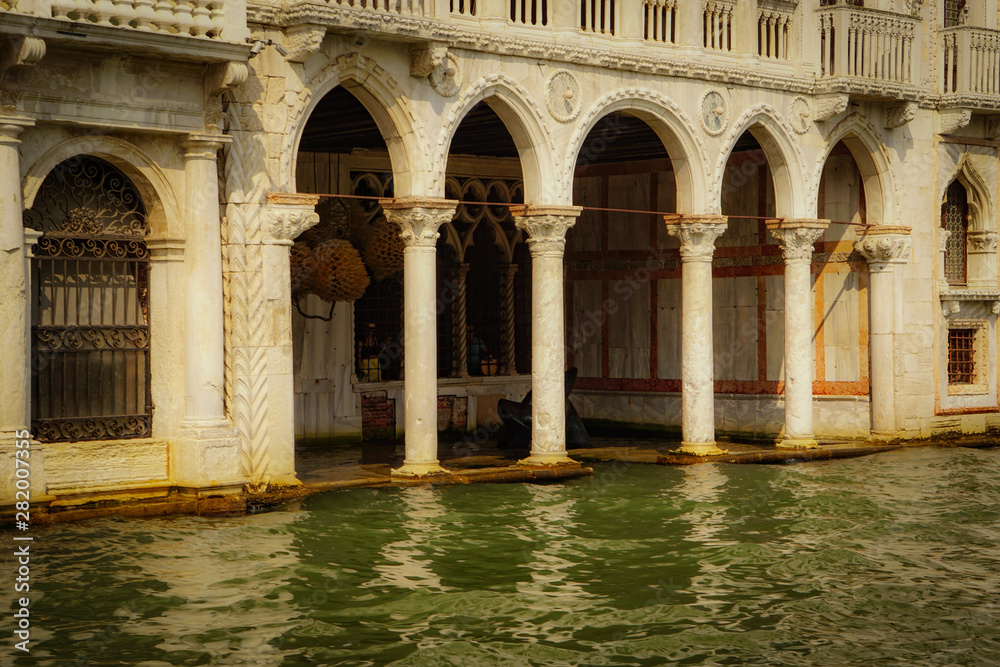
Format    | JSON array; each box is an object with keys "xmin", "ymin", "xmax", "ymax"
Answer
[
  {"xmin": 943, "ymin": 181, "xmax": 968, "ymax": 286},
  {"xmin": 947, "ymin": 327, "xmax": 976, "ymax": 385}
]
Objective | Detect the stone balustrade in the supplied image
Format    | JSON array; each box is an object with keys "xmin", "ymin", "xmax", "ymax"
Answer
[
  {"xmin": 819, "ymin": 5, "xmax": 918, "ymax": 86},
  {"xmin": 643, "ymin": 0, "xmax": 676, "ymax": 44},
  {"xmin": 703, "ymin": 0, "xmax": 735, "ymax": 52},
  {"xmin": 328, "ymin": 0, "xmax": 427, "ymax": 17},
  {"xmin": 942, "ymin": 26, "xmax": 1000, "ymax": 96},
  {"xmin": 2, "ymin": 0, "xmax": 244, "ymax": 41}
]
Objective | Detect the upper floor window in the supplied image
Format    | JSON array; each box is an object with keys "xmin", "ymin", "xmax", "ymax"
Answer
[
  {"xmin": 942, "ymin": 180, "xmax": 969, "ymax": 286},
  {"xmin": 945, "ymin": 0, "xmax": 967, "ymax": 27}
]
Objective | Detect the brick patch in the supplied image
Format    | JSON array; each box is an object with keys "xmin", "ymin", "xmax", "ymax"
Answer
[
  {"xmin": 437, "ymin": 395, "xmax": 468, "ymax": 433},
  {"xmin": 362, "ymin": 391, "xmax": 396, "ymax": 441}
]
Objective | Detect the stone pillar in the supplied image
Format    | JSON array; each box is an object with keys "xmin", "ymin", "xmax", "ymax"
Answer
[
  {"xmin": 938, "ymin": 229, "xmax": 952, "ymax": 291},
  {"xmin": 665, "ymin": 214, "xmax": 728, "ymax": 456},
  {"xmin": 174, "ymin": 133, "xmax": 244, "ymax": 494},
  {"xmin": 0, "ymin": 118, "xmax": 33, "ymax": 445},
  {"xmin": 380, "ymin": 197, "xmax": 457, "ymax": 477},
  {"xmin": 500, "ymin": 262, "xmax": 518, "ymax": 375},
  {"xmin": 262, "ymin": 193, "xmax": 320, "ymax": 486},
  {"xmin": 854, "ymin": 226, "xmax": 911, "ymax": 440},
  {"xmin": 675, "ymin": 0, "xmax": 704, "ymax": 47},
  {"xmin": 511, "ymin": 205, "xmax": 582, "ymax": 467},
  {"xmin": 450, "ymin": 262, "xmax": 470, "ymax": 378},
  {"xmin": 966, "ymin": 230, "xmax": 999, "ymax": 289},
  {"xmin": 767, "ymin": 218, "xmax": 830, "ymax": 449}
]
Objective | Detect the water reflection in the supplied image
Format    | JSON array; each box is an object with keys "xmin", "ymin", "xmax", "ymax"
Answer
[
  {"xmin": 364, "ymin": 487, "xmax": 448, "ymax": 591},
  {"xmin": 517, "ymin": 484, "xmax": 593, "ymax": 605}
]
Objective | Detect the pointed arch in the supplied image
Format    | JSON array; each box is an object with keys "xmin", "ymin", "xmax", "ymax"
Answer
[
  {"xmin": 565, "ymin": 90, "xmax": 708, "ymax": 213},
  {"xmin": 716, "ymin": 105, "xmax": 806, "ymax": 218},
  {"xmin": 941, "ymin": 153, "xmax": 992, "ymax": 233},
  {"xmin": 816, "ymin": 114, "xmax": 896, "ymax": 226},
  {"xmin": 435, "ymin": 74, "xmax": 553, "ymax": 204},
  {"xmin": 282, "ymin": 52, "xmax": 423, "ymax": 196},
  {"xmin": 22, "ymin": 135, "xmax": 177, "ymax": 238}
]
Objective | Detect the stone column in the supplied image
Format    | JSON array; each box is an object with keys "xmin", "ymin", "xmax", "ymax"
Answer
[
  {"xmin": 665, "ymin": 214, "xmax": 728, "ymax": 456},
  {"xmin": 854, "ymin": 226, "xmax": 911, "ymax": 440},
  {"xmin": 510, "ymin": 205, "xmax": 582, "ymax": 467},
  {"xmin": 0, "ymin": 118, "xmax": 33, "ymax": 446},
  {"xmin": 767, "ymin": 218, "xmax": 830, "ymax": 450},
  {"xmin": 174, "ymin": 133, "xmax": 244, "ymax": 494},
  {"xmin": 500, "ymin": 262, "xmax": 518, "ymax": 375},
  {"xmin": 262, "ymin": 193, "xmax": 320, "ymax": 486},
  {"xmin": 938, "ymin": 229, "xmax": 952, "ymax": 291},
  {"xmin": 380, "ymin": 197, "xmax": 457, "ymax": 477},
  {"xmin": 450, "ymin": 262, "xmax": 470, "ymax": 378},
  {"xmin": 966, "ymin": 230, "xmax": 999, "ymax": 289}
]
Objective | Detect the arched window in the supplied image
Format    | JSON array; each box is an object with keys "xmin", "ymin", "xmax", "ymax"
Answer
[
  {"xmin": 945, "ymin": 0, "xmax": 966, "ymax": 27},
  {"xmin": 23, "ymin": 156, "xmax": 151, "ymax": 442},
  {"xmin": 942, "ymin": 179, "xmax": 969, "ymax": 286}
]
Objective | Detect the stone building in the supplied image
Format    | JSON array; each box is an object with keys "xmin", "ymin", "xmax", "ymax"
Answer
[{"xmin": 2, "ymin": 0, "xmax": 999, "ymax": 506}]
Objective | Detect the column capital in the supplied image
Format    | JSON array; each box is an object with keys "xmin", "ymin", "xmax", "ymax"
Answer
[
  {"xmin": 938, "ymin": 228, "xmax": 952, "ymax": 254},
  {"xmin": 379, "ymin": 197, "xmax": 457, "ymax": 249},
  {"xmin": 0, "ymin": 115, "xmax": 33, "ymax": 145},
  {"xmin": 263, "ymin": 192, "xmax": 320, "ymax": 245},
  {"xmin": 766, "ymin": 218, "xmax": 830, "ymax": 262},
  {"xmin": 967, "ymin": 230, "xmax": 999, "ymax": 252},
  {"xmin": 511, "ymin": 205, "xmax": 582, "ymax": 257},
  {"xmin": 664, "ymin": 214, "xmax": 728, "ymax": 262},
  {"xmin": 181, "ymin": 132, "xmax": 231, "ymax": 158},
  {"xmin": 854, "ymin": 226, "xmax": 911, "ymax": 265}
]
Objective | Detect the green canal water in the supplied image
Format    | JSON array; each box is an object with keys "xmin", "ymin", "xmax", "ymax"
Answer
[{"xmin": 6, "ymin": 446, "xmax": 1000, "ymax": 666}]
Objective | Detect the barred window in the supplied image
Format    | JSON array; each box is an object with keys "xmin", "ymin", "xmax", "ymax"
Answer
[
  {"xmin": 943, "ymin": 180, "xmax": 968, "ymax": 286},
  {"xmin": 947, "ymin": 328, "xmax": 976, "ymax": 385}
]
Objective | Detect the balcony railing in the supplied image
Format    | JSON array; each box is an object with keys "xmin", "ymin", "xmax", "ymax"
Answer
[
  {"xmin": 818, "ymin": 5, "xmax": 918, "ymax": 86},
  {"xmin": 703, "ymin": 0, "xmax": 735, "ymax": 52},
  {"xmin": 1, "ymin": 0, "xmax": 246, "ymax": 41},
  {"xmin": 941, "ymin": 26, "xmax": 1000, "ymax": 96},
  {"xmin": 643, "ymin": 0, "xmax": 676, "ymax": 44}
]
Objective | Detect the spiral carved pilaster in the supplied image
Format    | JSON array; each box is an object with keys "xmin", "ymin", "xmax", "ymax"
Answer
[
  {"xmin": 451, "ymin": 263, "xmax": 470, "ymax": 378},
  {"xmin": 500, "ymin": 263, "xmax": 518, "ymax": 376}
]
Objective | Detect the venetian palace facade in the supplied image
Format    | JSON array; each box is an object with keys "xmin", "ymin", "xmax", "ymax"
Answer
[{"xmin": 1, "ymin": 0, "xmax": 998, "ymax": 506}]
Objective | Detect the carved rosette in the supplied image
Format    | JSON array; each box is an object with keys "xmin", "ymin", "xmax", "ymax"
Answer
[
  {"xmin": 379, "ymin": 197, "xmax": 457, "ymax": 250},
  {"xmin": 665, "ymin": 214, "xmax": 728, "ymax": 262},
  {"xmin": 854, "ymin": 227, "xmax": 912, "ymax": 265},
  {"xmin": 263, "ymin": 193, "xmax": 320, "ymax": 245},
  {"xmin": 967, "ymin": 230, "xmax": 999, "ymax": 253},
  {"xmin": 766, "ymin": 219, "xmax": 829, "ymax": 263},
  {"xmin": 510, "ymin": 205, "xmax": 582, "ymax": 258},
  {"xmin": 788, "ymin": 97, "xmax": 811, "ymax": 134}
]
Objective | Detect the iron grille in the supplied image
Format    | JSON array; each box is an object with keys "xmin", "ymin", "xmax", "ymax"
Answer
[
  {"xmin": 947, "ymin": 328, "xmax": 976, "ymax": 385},
  {"xmin": 24, "ymin": 156, "xmax": 152, "ymax": 442},
  {"xmin": 945, "ymin": 0, "xmax": 966, "ymax": 28},
  {"xmin": 943, "ymin": 181, "xmax": 968, "ymax": 286}
]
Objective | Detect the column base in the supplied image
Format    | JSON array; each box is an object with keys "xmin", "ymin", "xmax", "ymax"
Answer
[
  {"xmin": 867, "ymin": 431, "xmax": 901, "ymax": 445},
  {"xmin": 673, "ymin": 441, "xmax": 728, "ymax": 457},
  {"xmin": 391, "ymin": 461, "xmax": 451, "ymax": 478},
  {"xmin": 172, "ymin": 420, "xmax": 246, "ymax": 490},
  {"xmin": 517, "ymin": 452, "xmax": 581, "ymax": 468},
  {"xmin": 776, "ymin": 438, "xmax": 819, "ymax": 450}
]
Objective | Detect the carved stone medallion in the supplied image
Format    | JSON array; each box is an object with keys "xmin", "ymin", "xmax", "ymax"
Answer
[
  {"xmin": 545, "ymin": 70, "xmax": 581, "ymax": 123},
  {"xmin": 429, "ymin": 53, "xmax": 462, "ymax": 97},
  {"xmin": 699, "ymin": 89, "xmax": 728, "ymax": 136},
  {"xmin": 788, "ymin": 96, "xmax": 811, "ymax": 134}
]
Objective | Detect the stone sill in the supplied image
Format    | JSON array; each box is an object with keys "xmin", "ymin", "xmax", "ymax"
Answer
[
  {"xmin": 939, "ymin": 289, "xmax": 1000, "ymax": 300},
  {"xmin": 0, "ymin": 12, "xmax": 249, "ymax": 62}
]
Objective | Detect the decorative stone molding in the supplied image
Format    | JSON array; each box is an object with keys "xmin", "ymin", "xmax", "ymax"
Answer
[
  {"xmin": 967, "ymin": 230, "xmax": 998, "ymax": 252},
  {"xmin": 284, "ymin": 23, "xmax": 327, "ymax": 62},
  {"xmin": 699, "ymin": 89, "xmax": 728, "ymax": 136},
  {"xmin": 263, "ymin": 192, "xmax": 320, "ymax": 245},
  {"xmin": 766, "ymin": 218, "xmax": 830, "ymax": 262},
  {"xmin": 938, "ymin": 108, "xmax": 972, "ymax": 135},
  {"xmin": 204, "ymin": 61, "xmax": 249, "ymax": 129},
  {"xmin": 0, "ymin": 35, "xmax": 45, "ymax": 111},
  {"xmin": 788, "ymin": 96, "xmax": 811, "ymax": 134},
  {"xmin": 545, "ymin": 69, "xmax": 581, "ymax": 123},
  {"xmin": 665, "ymin": 214, "xmax": 728, "ymax": 262},
  {"xmin": 380, "ymin": 197, "xmax": 457, "ymax": 249},
  {"xmin": 429, "ymin": 53, "xmax": 462, "ymax": 97},
  {"xmin": 885, "ymin": 102, "xmax": 918, "ymax": 129},
  {"xmin": 510, "ymin": 205, "xmax": 582, "ymax": 257},
  {"xmin": 854, "ymin": 226, "xmax": 912, "ymax": 264},
  {"xmin": 942, "ymin": 300, "xmax": 961, "ymax": 318},
  {"xmin": 813, "ymin": 94, "xmax": 849, "ymax": 122}
]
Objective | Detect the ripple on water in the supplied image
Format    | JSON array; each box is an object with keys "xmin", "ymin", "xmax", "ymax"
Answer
[{"xmin": 5, "ymin": 448, "xmax": 1000, "ymax": 666}]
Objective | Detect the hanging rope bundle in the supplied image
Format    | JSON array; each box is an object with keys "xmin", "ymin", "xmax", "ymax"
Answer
[
  {"xmin": 355, "ymin": 212, "xmax": 404, "ymax": 281},
  {"xmin": 312, "ymin": 238, "xmax": 370, "ymax": 303},
  {"xmin": 290, "ymin": 242, "xmax": 318, "ymax": 296}
]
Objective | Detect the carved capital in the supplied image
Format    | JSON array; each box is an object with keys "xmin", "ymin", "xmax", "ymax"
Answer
[
  {"xmin": 967, "ymin": 230, "xmax": 999, "ymax": 253},
  {"xmin": 885, "ymin": 102, "xmax": 917, "ymax": 130},
  {"xmin": 181, "ymin": 132, "xmax": 230, "ymax": 159},
  {"xmin": 813, "ymin": 94, "xmax": 849, "ymax": 122},
  {"xmin": 511, "ymin": 205, "xmax": 582, "ymax": 257},
  {"xmin": 380, "ymin": 197, "xmax": 457, "ymax": 249},
  {"xmin": 284, "ymin": 23, "xmax": 327, "ymax": 63},
  {"xmin": 854, "ymin": 226, "xmax": 912, "ymax": 265},
  {"xmin": 938, "ymin": 229, "xmax": 952, "ymax": 254},
  {"xmin": 766, "ymin": 218, "xmax": 830, "ymax": 262},
  {"xmin": 939, "ymin": 108, "xmax": 972, "ymax": 135},
  {"xmin": 264, "ymin": 192, "xmax": 320, "ymax": 245},
  {"xmin": 0, "ymin": 115, "xmax": 33, "ymax": 145},
  {"xmin": 665, "ymin": 214, "xmax": 728, "ymax": 262}
]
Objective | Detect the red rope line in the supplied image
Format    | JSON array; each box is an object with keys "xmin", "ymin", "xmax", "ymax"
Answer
[{"xmin": 309, "ymin": 192, "xmax": 870, "ymax": 227}]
